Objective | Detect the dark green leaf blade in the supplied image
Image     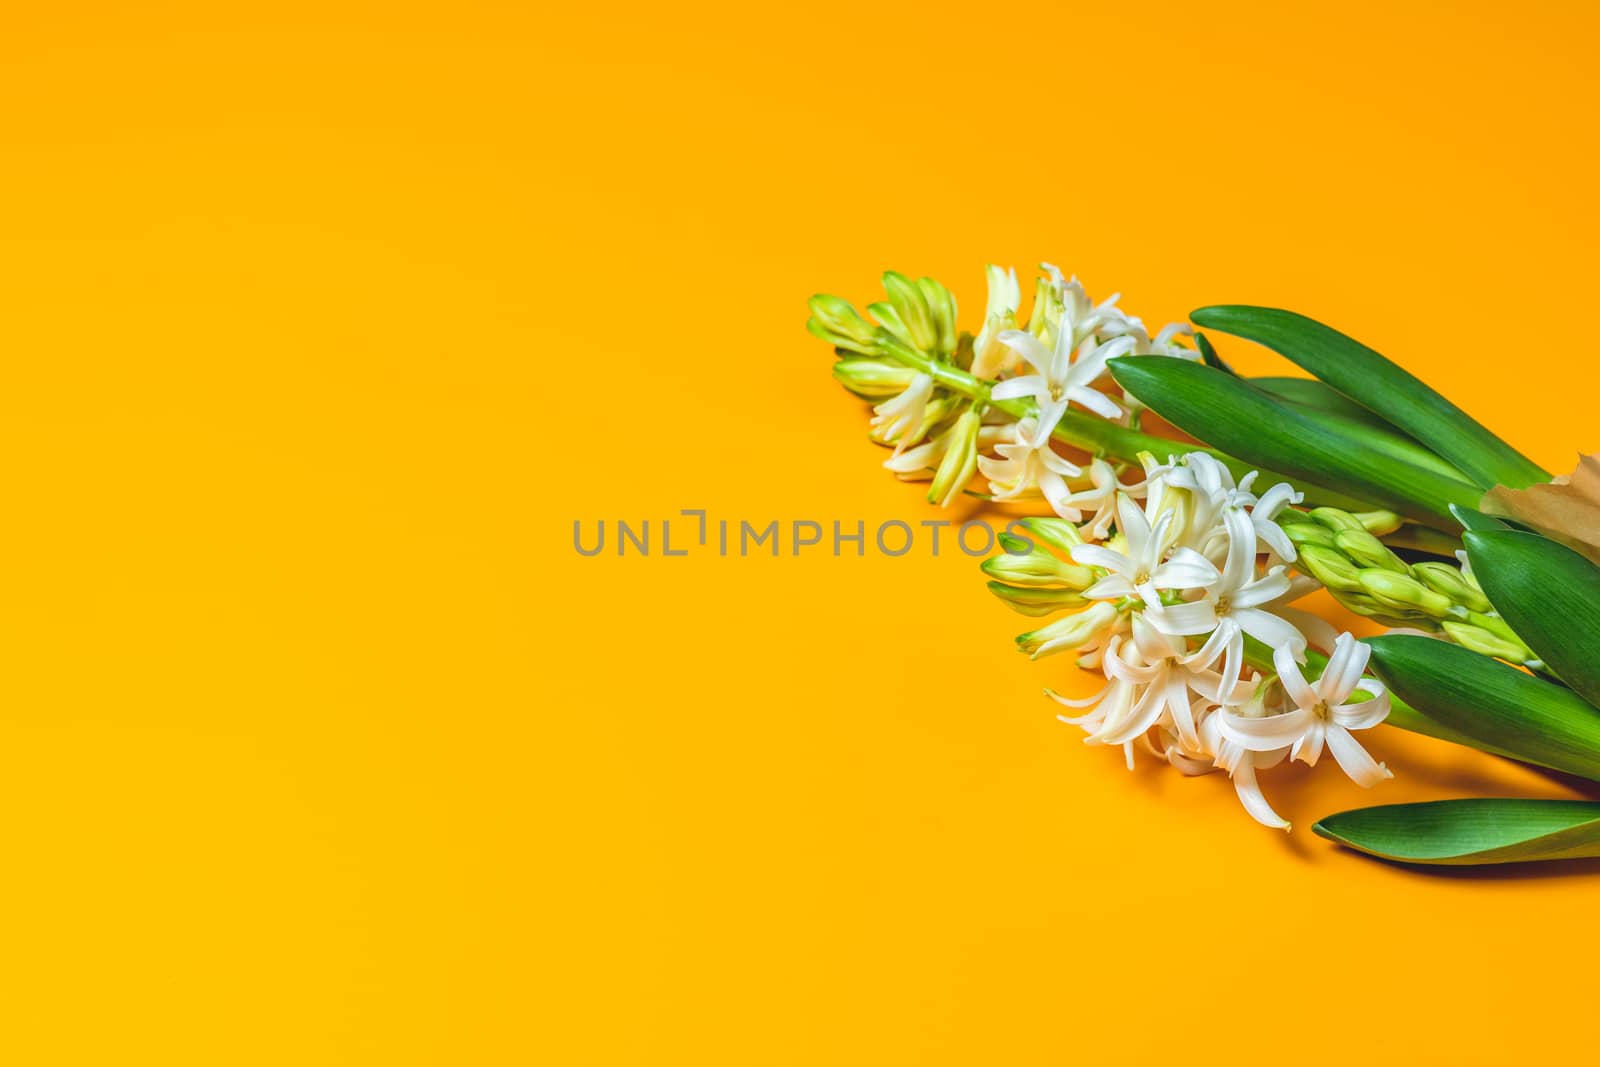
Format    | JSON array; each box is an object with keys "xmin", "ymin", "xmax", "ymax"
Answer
[
  {"xmin": 1190, "ymin": 306, "xmax": 1548, "ymax": 490},
  {"xmin": 1251, "ymin": 375, "xmax": 1394, "ymax": 432},
  {"xmin": 1450, "ymin": 504, "xmax": 1510, "ymax": 532},
  {"xmin": 1465, "ymin": 530, "xmax": 1600, "ymax": 707},
  {"xmin": 1365, "ymin": 635, "xmax": 1600, "ymax": 780},
  {"xmin": 1108, "ymin": 356, "xmax": 1482, "ymax": 527},
  {"xmin": 1314, "ymin": 799, "xmax": 1600, "ymax": 865}
]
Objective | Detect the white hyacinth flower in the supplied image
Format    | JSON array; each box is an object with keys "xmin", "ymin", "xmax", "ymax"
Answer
[
  {"xmin": 1095, "ymin": 614, "xmax": 1211, "ymax": 749},
  {"xmin": 1221, "ymin": 633, "xmax": 1392, "ymax": 788},
  {"xmin": 1150, "ymin": 509, "xmax": 1307, "ymax": 698},
  {"xmin": 868, "ymin": 373, "xmax": 934, "ymax": 455},
  {"xmin": 991, "ymin": 328, "xmax": 1127, "ymax": 438},
  {"xmin": 976, "ymin": 416, "xmax": 1084, "ymax": 516},
  {"xmin": 1070, "ymin": 495, "xmax": 1220, "ymax": 612},
  {"xmin": 1055, "ymin": 458, "xmax": 1157, "ymax": 540}
]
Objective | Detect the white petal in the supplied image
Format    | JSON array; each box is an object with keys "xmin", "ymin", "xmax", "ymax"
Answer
[
  {"xmin": 1273, "ymin": 641, "xmax": 1317, "ymax": 711},
  {"xmin": 1047, "ymin": 682, "xmax": 1111, "ymax": 710},
  {"xmin": 998, "ymin": 330, "xmax": 1052, "ymax": 376},
  {"xmin": 1332, "ymin": 689, "xmax": 1391, "ymax": 731},
  {"xmin": 1291, "ymin": 720, "xmax": 1326, "ymax": 766},
  {"xmin": 1068, "ymin": 385, "xmax": 1123, "ymax": 420},
  {"xmin": 1083, "ymin": 575, "xmax": 1136, "ymax": 600},
  {"xmin": 1117, "ymin": 494, "xmax": 1152, "ymax": 559},
  {"xmin": 1071, "ymin": 544, "xmax": 1133, "ymax": 576},
  {"xmin": 1325, "ymin": 724, "xmax": 1392, "ymax": 787},
  {"xmin": 1151, "ymin": 547, "xmax": 1220, "ymax": 590},
  {"xmin": 1319, "ymin": 632, "xmax": 1370, "ymax": 705},
  {"xmin": 1220, "ymin": 708, "xmax": 1313, "ymax": 752},
  {"xmin": 1146, "ymin": 599, "xmax": 1220, "ymax": 636},
  {"xmin": 1234, "ymin": 608, "xmax": 1308, "ymax": 653},
  {"xmin": 1230, "ymin": 568, "xmax": 1292, "ymax": 609},
  {"xmin": 1230, "ymin": 759, "xmax": 1290, "ymax": 830},
  {"xmin": 1274, "ymin": 607, "xmax": 1340, "ymax": 655},
  {"xmin": 989, "ymin": 376, "xmax": 1045, "ymax": 402}
]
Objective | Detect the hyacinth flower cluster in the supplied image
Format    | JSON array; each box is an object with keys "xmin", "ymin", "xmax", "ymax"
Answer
[
  {"xmin": 808, "ymin": 265, "xmax": 1600, "ymax": 863},
  {"xmin": 987, "ymin": 454, "xmax": 1393, "ymax": 828}
]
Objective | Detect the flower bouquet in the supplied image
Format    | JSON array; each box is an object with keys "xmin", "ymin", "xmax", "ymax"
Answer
[{"xmin": 807, "ymin": 265, "xmax": 1600, "ymax": 866}]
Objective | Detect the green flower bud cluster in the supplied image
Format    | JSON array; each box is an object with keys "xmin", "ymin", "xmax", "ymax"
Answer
[
  {"xmin": 983, "ymin": 521, "xmax": 1129, "ymax": 662},
  {"xmin": 811, "ymin": 273, "xmax": 985, "ymax": 475},
  {"xmin": 808, "ymin": 272, "xmax": 963, "ymax": 367},
  {"xmin": 1281, "ymin": 508, "xmax": 1537, "ymax": 665}
]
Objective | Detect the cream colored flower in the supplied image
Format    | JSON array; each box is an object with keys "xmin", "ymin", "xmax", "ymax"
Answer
[
  {"xmin": 977, "ymin": 416, "xmax": 1084, "ymax": 516},
  {"xmin": 868, "ymin": 373, "xmax": 934, "ymax": 455},
  {"xmin": 1221, "ymin": 633, "xmax": 1392, "ymax": 788}
]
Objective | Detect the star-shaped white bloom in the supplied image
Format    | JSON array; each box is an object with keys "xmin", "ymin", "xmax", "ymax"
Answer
[
  {"xmin": 1220, "ymin": 633, "xmax": 1392, "ymax": 788},
  {"xmin": 1070, "ymin": 495, "xmax": 1220, "ymax": 609},
  {"xmin": 1054, "ymin": 458, "xmax": 1156, "ymax": 540},
  {"xmin": 991, "ymin": 326, "xmax": 1126, "ymax": 437},
  {"xmin": 976, "ymin": 416, "xmax": 1083, "ymax": 515},
  {"xmin": 1148, "ymin": 508, "xmax": 1307, "ymax": 698},
  {"xmin": 1095, "ymin": 614, "xmax": 1210, "ymax": 749}
]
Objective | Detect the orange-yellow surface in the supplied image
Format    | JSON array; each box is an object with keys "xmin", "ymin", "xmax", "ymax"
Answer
[{"xmin": 1, "ymin": 2, "xmax": 1595, "ymax": 1063}]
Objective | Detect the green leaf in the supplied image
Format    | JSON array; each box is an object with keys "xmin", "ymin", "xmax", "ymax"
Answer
[
  {"xmin": 1194, "ymin": 332, "xmax": 1235, "ymax": 374},
  {"xmin": 1250, "ymin": 375, "xmax": 1393, "ymax": 432},
  {"xmin": 1107, "ymin": 356, "xmax": 1482, "ymax": 527},
  {"xmin": 1449, "ymin": 504, "xmax": 1510, "ymax": 532},
  {"xmin": 1191, "ymin": 306, "xmax": 1548, "ymax": 490},
  {"xmin": 1365, "ymin": 635, "xmax": 1600, "ymax": 780},
  {"xmin": 1283, "ymin": 401, "xmax": 1471, "ymax": 483},
  {"xmin": 1465, "ymin": 530, "xmax": 1600, "ymax": 707},
  {"xmin": 1314, "ymin": 799, "xmax": 1600, "ymax": 865}
]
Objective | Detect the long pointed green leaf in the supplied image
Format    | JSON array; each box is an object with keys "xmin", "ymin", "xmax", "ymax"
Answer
[
  {"xmin": 1108, "ymin": 357, "xmax": 1482, "ymax": 527},
  {"xmin": 1191, "ymin": 306, "xmax": 1548, "ymax": 490},
  {"xmin": 1284, "ymin": 401, "xmax": 1471, "ymax": 483},
  {"xmin": 1366, "ymin": 635, "xmax": 1600, "ymax": 780},
  {"xmin": 1465, "ymin": 530, "xmax": 1600, "ymax": 707},
  {"xmin": 1314, "ymin": 799, "xmax": 1600, "ymax": 865},
  {"xmin": 1251, "ymin": 376, "xmax": 1395, "ymax": 432}
]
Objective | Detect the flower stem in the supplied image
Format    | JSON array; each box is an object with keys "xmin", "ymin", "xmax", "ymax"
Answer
[{"xmin": 884, "ymin": 345, "xmax": 1372, "ymax": 511}]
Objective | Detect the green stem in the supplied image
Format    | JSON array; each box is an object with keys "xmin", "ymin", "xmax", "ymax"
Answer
[{"xmin": 885, "ymin": 344, "xmax": 1372, "ymax": 511}]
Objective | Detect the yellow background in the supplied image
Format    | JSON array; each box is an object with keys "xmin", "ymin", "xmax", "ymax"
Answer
[{"xmin": 2, "ymin": 1, "xmax": 1596, "ymax": 1063}]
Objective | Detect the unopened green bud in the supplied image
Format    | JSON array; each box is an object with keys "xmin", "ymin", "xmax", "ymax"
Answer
[
  {"xmin": 1461, "ymin": 611, "xmax": 1535, "ymax": 661},
  {"xmin": 983, "ymin": 534, "xmax": 1093, "ymax": 588},
  {"xmin": 928, "ymin": 409, "xmax": 981, "ymax": 507},
  {"xmin": 1442, "ymin": 620, "xmax": 1530, "ymax": 662},
  {"xmin": 1358, "ymin": 570, "xmax": 1453, "ymax": 618},
  {"xmin": 986, "ymin": 581, "xmax": 1085, "ymax": 618},
  {"xmin": 832, "ymin": 359, "xmax": 919, "ymax": 400},
  {"xmin": 1310, "ymin": 507, "xmax": 1367, "ymax": 533},
  {"xmin": 880, "ymin": 272, "xmax": 937, "ymax": 355},
  {"xmin": 1016, "ymin": 601, "xmax": 1119, "ymax": 660},
  {"xmin": 1410, "ymin": 562, "xmax": 1492, "ymax": 613},
  {"xmin": 1337, "ymin": 590, "xmax": 1411, "ymax": 620},
  {"xmin": 1297, "ymin": 544, "xmax": 1364, "ymax": 592},
  {"xmin": 1334, "ymin": 529, "xmax": 1407, "ymax": 573},
  {"xmin": 1354, "ymin": 510, "xmax": 1404, "ymax": 536},
  {"xmin": 806, "ymin": 294, "xmax": 879, "ymax": 355},
  {"xmin": 916, "ymin": 276, "xmax": 959, "ymax": 359},
  {"xmin": 1284, "ymin": 521, "xmax": 1339, "ymax": 550},
  {"xmin": 1020, "ymin": 516, "xmax": 1084, "ymax": 555}
]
